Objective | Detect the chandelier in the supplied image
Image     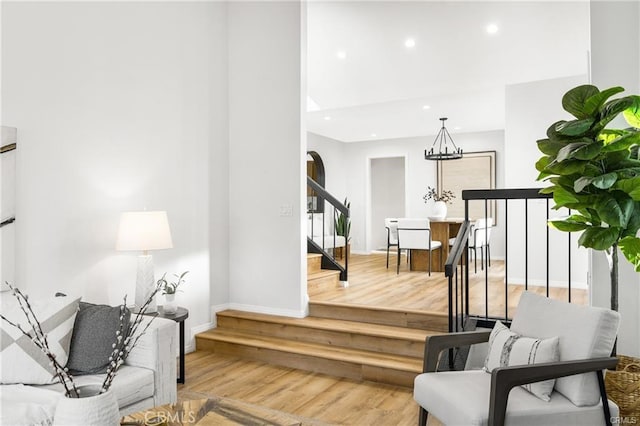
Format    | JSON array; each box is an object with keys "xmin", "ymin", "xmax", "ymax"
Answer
[{"xmin": 424, "ymin": 117, "xmax": 463, "ymax": 161}]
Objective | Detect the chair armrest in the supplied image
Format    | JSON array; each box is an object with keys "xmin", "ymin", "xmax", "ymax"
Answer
[
  {"xmin": 488, "ymin": 357, "xmax": 619, "ymax": 426},
  {"xmin": 125, "ymin": 316, "xmax": 177, "ymax": 406},
  {"xmin": 423, "ymin": 331, "xmax": 491, "ymax": 372}
]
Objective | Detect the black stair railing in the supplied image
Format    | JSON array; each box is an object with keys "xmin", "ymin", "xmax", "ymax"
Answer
[
  {"xmin": 446, "ymin": 188, "xmax": 578, "ymax": 333},
  {"xmin": 307, "ymin": 177, "xmax": 349, "ymax": 282}
]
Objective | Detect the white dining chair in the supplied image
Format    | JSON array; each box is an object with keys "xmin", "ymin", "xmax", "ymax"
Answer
[{"xmin": 397, "ymin": 218, "xmax": 442, "ymax": 276}]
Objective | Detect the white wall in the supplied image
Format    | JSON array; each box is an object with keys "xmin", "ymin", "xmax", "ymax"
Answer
[
  {"xmin": 227, "ymin": 2, "xmax": 306, "ymax": 317},
  {"xmin": 589, "ymin": 0, "xmax": 640, "ymax": 356},
  {"xmin": 504, "ymin": 76, "xmax": 590, "ymax": 290},
  {"xmin": 343, "ymin": 131, "xmax": 505, "ymax": 254},
  {"xmin": 1, "ymin": 2, "xmax": 227, "ymax": 349}
]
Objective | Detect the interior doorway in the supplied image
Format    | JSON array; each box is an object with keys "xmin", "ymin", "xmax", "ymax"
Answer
[{"xmin": 369, "ymin": 157, "xmax": 406, "ymax": 252}]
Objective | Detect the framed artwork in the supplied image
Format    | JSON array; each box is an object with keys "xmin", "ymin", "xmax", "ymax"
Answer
[
  {"xmin": 1, "ymin": 126, "xmax": 17, "ymax": 291},
  {"xmin": 437, "ymin": 151, "xmax": 496, "ymax": 223}
]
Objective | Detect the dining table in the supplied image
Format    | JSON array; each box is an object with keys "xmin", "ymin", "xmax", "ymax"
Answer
[{"xmin": 409, "ymin": 217, "xmax": 465, "ymax": 273}]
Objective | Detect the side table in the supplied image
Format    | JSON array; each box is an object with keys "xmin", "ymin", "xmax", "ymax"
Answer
[{"xmin": 152, "ymin": 306, "xmax": 189, "ymax": 384}]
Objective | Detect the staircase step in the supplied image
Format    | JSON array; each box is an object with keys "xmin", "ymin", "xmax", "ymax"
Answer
[
  {"xmin": 307, "ymin": 253, "xmax": 322, "ymax": 274},
  {"xmin": 195, "ymin": 329, "xmax": 422, "ymax": 387},
  {"xmin": 307, "ymin": 269, "xmax": 340, "ymax": 290},
  {"xmin": 308, "ymin": 301, "xmax": 449, "ymax": 332},
  {"xmin": 216, "ymin": 310, "xmax": 438, "ymax": 358}
]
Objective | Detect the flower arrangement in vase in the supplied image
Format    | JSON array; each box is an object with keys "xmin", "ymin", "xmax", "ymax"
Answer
[
  {"xmin": 158, "ymin": 271, "xmax": 188, "ymax": 315},
  {"xmin": 423, "ymin": 186, "xmax": 456, "ymax": 220}
]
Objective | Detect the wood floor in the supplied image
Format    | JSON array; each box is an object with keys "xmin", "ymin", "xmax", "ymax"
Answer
[
  {"xmin": 310, "ymin": 252, "xmax": 586, "ymax": 319},
  {"xmin": 183, "ymin": 252, "xmax": 586, "ymax": 425},
  {"xmin": 178, "ymin": 351, "xmax": 425, "ymax": 426}
]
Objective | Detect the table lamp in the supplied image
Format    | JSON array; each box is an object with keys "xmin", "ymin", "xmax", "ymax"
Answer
[{"xmin": 116, "ymin": 211, "xmax": 173, "ymax": 312}]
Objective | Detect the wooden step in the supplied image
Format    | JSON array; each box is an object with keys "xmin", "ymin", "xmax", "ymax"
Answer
[
  {"xmin": 195, "ymin": 329, "xmax": 422, "ymax": 387},
  {"xmin": 307, "ymin": 269, "xmax": 340, "ymax": 290},
  {"xmin": 216, "ymin": 310, "xmax": 438, "ymax": 358},
  {"xmin": 307, "ymin": 253, "xmax": 322, "ymax": 274},
  {"xmin": 308, "ymin": 301, "xmax": 449, "ymax": 332}
]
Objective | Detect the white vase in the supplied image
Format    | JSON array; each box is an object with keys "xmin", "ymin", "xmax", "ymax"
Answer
[
  {"xmin": 53, "ymin": 384, "xmax": 119, "ymax": 426},
  {"xmin": 164, "ymin": 293, "xmax": 178, "ymax": 314},
  {"xmin": 430, "ymin": 201, "xmax": 448, "ymax": 220}
]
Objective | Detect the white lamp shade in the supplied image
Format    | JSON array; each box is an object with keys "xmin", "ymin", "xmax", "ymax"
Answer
[{"xmin": 116, "ymin": 211, "xmax": 173, "ymax": 251}]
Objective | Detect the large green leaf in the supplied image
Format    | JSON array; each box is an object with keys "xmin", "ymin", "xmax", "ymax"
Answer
[
  {"xmin": 578, "ymin": 226, "xmax": 619, "ymax": 250},
  {"xmin": 556, "ymin": 140, "xmax": 602, "ymax": 162},
  {"xmin": 556, "ymin": 119, "xmax": 595, "ymax": 137},
  {"xmin": 595, "ymin": 97, "xmax": 635, "ymax": 131},
  {"xmin": 615, "ymin": 176, "xmax": 640, "ymax": 200},
  {"xmin": 622, "ymin": 202, "xmax": 640, "ymax": 237},
  {"xmin": 594, "ymin": 195, "xmax": 633, "ymax": 227},
  {"xmin": 545, "ymin": 159, "xmax": 586, "ymax": 175},
  {"xmin": 552, "ymin": 187, "xmax": 579, "ymax": 207},
  {"xmin": 535, "ymin": 156, "xmax": 551, "ymax": 172},
  {"xmin": 537, "ymin": 139, "xmax": 566, "ymax": 156},
  {"xmin": 584, "ymin": 86, "xmax": 625, "ymax": 116},
  {"xmin": 623, "ymin": 95, "xmax": 640, "ymax": 128},
  {"xmin": 619, "ymin": 236, "xmax": 640, "ymax": 271},
  {"xmin": 592, "ymin": 172, "xmax": 618, "ymax": 189},
  {"xmin": 601, "ymin": 131, "xmax": 640, "ymax": 152},
  {"xmin": 548, "ymin": 216, "xmax": 590, "ymax": 232},
  {"xmin": 539, "ymin": 185, "xmax": 556, "ymax": 195},
  {"xmin": 562, "ymin": 85, "xmax": 600, "ymax": 119},
  {"xmin": 574, "ymin": 176, "xmax": 593, "ymax": 193}
]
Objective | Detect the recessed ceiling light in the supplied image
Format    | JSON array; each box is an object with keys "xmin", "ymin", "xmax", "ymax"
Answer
[
  {"xmin": 486, "ymin": 24, "xmax": 499, "ymax": 34},
  {"xmin": 324, "ymin": 116, "xmax": 331, "ymax": 121},
  {"xmin": 371, "ymin": 133, "xmax": 377, "ymax": 137},
  {"xmin": 454, "ymin": 126, "xmax": 461, "ymax": 130},
  {"xmin": 422, "ymin": 105, "xmax": 431, "ymax": 110},
  {"xmin": 336, "ymin": 51, "xmax": 347, "ymax": 59},
  {"xmin": 404, "ymin": 38, "xmax": 416, "ymax": 48}
]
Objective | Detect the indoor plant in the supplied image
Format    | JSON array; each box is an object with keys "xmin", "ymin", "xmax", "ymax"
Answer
[
  {"xmin": 423, "ymin": 186, "xmax": 456, "ymax": 220},
  {"xmin": 535, "ymin": 84, "xmax": 640, "ymax": 314},
  {"xmin": 334, "ymin": 198, "xmax": 351, "ymax": 259},
  {"xmin": 158, "ymin": 271, "xmax": 188, "ymax": 314}
]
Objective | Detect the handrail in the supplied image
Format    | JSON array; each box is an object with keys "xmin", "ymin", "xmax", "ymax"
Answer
[
  {"xmin": 307, "ymin": 177, "xmax": 349, "ymax": 217},
  {"xmin": 444, "ymin": 221, "xmax": 470, "ymax": 277},
  {"xmin": 306, "ymin": 176, "xmax": 350, "ymax": 282},
  {"xmin": 462, "ymin": 188, "xmax": 552, "ymax": 200}
]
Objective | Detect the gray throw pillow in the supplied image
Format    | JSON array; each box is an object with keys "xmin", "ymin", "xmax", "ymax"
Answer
[{"xmin": 66, "ymin": 302, "xmax": 131, "ymax": 375}]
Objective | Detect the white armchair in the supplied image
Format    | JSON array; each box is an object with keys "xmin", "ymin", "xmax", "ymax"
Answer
[{"xmin": 413, "ymin": 292, "xmax": 620, "ymax": 425}]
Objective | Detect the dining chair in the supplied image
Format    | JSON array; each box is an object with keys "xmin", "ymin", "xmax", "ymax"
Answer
[
  {"xmin": 384, "ymin": 218, "xmax": 398, "ymax": 268},
  {"xmin": 396, "ymin": 218, "xmax": 442, "ymax": 276}
]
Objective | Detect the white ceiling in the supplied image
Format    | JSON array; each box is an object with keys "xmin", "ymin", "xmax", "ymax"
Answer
[{"xmin": 306, "ymin": 1, "xmax": 591, "ymax": 142}]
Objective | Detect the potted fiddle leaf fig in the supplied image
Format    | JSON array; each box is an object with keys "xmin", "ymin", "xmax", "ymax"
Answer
[{"xmin": 535, "ymin": 84, "xmax": 640, "ymax": 314}]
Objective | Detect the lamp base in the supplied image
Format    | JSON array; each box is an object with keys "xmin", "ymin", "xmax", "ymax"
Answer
[{"xmin": 135, "ymin": 254, "xmax": 157, "ymax": 313}]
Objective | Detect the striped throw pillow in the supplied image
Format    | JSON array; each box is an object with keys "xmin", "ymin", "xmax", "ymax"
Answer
[
  {"xmin": 484, "ymin": 321, "xmax": 560, "ymax": 401},
  {"xmin": 1, "ymin": 295, "xmax": 80, "ymax": 385}
]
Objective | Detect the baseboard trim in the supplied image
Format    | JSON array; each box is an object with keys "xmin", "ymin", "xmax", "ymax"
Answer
[
  {"xmin": 226, "ymin": 303, "xmax": 307, "ymax": 319},
  {"xmin": 186, "ymin": 321, "xmax": 215, "ymax": 353},
  {"xmin": 507, "ymin": 277, "xmax": 588, "ymax": 290}
]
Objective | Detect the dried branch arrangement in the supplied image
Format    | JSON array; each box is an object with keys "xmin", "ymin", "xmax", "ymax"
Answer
[
  {"xmin": 1, "ymin": 281, "xmax": 161, "ymax": 398},
  {"xmin": 423, "ymin": 186, "xmax": 456, "ymax": 204}
]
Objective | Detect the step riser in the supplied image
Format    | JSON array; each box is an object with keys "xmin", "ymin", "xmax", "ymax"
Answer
[
  {"xmin": 195, "ymin": 338, "xmax": 415, "ymax": 387},
  {"xmin": 307, "ymin": 255, "xmax": 322, "ymax": 274},
  {"xmin": 307, "ymin": 274, "xmax": 340, "ymax": 290},
  {"xmin": 217, "ymin": 316, "xmax": 424, "ymax": 358},
  {"xmin": 309, "ymin": 303, "xmax": 448, "ymax": 332}
]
